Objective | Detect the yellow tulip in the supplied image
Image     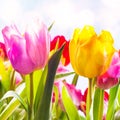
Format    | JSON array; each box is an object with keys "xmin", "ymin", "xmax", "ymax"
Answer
[{"xmin": 69, "ymin": 25, "xmax": 115, "ymax": 78}]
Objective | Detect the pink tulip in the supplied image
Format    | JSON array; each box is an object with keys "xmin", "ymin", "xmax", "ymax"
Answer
[
  {"xmin": 15, "ymin": 72, "xmax": 23, "ymax": 85},
  {"xmin": 107, "ymin": 51, "xmax": 120, "ymax": 78},
  {"xmin": 97, "ymin": 51, "xmax": 120, "ymax": 89},
  {"xmin": 2, "ymin": 20, "xmax": 50, "ymax": 74},
  {"xmin": 56, "ymin": 63, "xmax": 69, "ymax": 73},
  {"xmin": 53, "ymin": 80, "xmax": 83, "ymax": 110}
]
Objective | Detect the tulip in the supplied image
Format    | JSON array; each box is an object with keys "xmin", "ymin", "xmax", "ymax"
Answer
[
  {"xmin": 53, "ymin": 80, "xmax": 83, "ymax": 110},
  {"xmin": 50, "ymin": 35, "xmax": 70, "ymax": 66},
  {"xmin": 107, "ymin": 51, "xmax": 120, "ymax": 78},
  {"xmin": 56, "ymin": 63, "xmax": 69, "ymax": 73},
  {"xmin": 97, "ymin": 73, "xmax": 118, "ymax": 90},
  {"xmin": 97, "ymin": 51, "xmax": 120, "ymax": 89},
  {"xmin": 69, "ymin": 25, "xmax": 115, "ymax": 78},
  {"xmin": 2, "ymin": 20, "xmax": 50, "ymax": 74},
  {"xmin": 15, "ymin": 72, "xmax": 23, "ymax": 85},
  {"xmin": 0, "ymin": 42, "xmax": 7, "ymax": 60}
]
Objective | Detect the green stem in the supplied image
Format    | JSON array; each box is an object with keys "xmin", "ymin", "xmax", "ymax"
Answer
[
  {"xmin": 99, "ymin": 89, "xmax": 104, "ymax": 120},
  {"xmin": 72, "ymin": 74, "xmax": 79, "ymax": 85},
  {"xmin": 0, "ymin": 83, "xmax": 25, "ymax": 120},
  {"xmin": 93, "ymin": 88, "xmax": 104, "ymax": 120},
  {"xmin": 30, "ymin": 73, "xmax": 33, "ymax": 110},
  {"xmin": 10, "ymin": 70, "xmax": 15, "ymax": 90},
  {"xmin": 29, "ymin": 73, "xmax": 34, "ymax": 120},
  {"xmin": 86, "ymin": 79, "xmax": 92, "ymax": 119}
]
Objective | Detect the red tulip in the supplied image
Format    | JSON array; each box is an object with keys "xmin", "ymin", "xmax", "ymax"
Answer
[
  {"xmin": 50, "ymin": 36, "xmax": 70, "ymax": 66},
  {"xmin": 0, "ymin": 42, "xmax": 7, "ymax": 60}
]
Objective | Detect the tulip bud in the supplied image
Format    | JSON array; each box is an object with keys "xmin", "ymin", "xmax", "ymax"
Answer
[
  {"xmin": 2, "ymin": 20, "xmax": 50, "ymax": 74},
  {"xmin": 69, "ymin": 26, "xmax": 115, "ymax": 78},
  {"xmin": 97, "ymin": 51, "xmax": 120, "ymax": 89}
]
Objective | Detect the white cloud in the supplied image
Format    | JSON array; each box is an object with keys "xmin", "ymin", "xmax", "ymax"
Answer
[
  {"xmin": 33, "ymin": 0, "xmax": 95, "ymax": 38},
  {"xmin": 0, "ymin": 0, "xmax": 22, "ymax": 23},
  {"xmin": 101, "ymin": 0, "xmax": 120, "ymax": 8},
  {"xmin": 0, "ymin": 0, "xmax": 120, "ymax": 48},
  {"xmin": 42, "ymin": 0, "xmax": 95, "ymax": 27}
]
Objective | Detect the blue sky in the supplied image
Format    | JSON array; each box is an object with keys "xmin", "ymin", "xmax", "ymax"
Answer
[{"xmin": 1, "ymin": 0, "xmax": 120, "ymax": 90}]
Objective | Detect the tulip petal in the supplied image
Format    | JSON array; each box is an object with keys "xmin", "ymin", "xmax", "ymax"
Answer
[
  {"xmin": 25, "ymin": 20, "xmax": 50, "ymax": 69},
  {"xmin": 2, "ymin": 25, "xmax": 35, "ymax": 74}
]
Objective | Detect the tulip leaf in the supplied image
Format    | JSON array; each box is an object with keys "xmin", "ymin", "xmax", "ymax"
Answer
[
  {"xmin": 35, "ymin": 44, "xmax": 64, "ymax": 120},
  {"xmin": 93, "ymin": 88, "xmax": 104, "ymax": 120},
  {"xmin": 106, "ymin": 84, "xmax": 119, "ymax": 120},
  {"xmin": 48, "ymin": 21, "xmax": 55, "ymax": 31},
  {"xmin": 72, "ymin": 73, "xmax": 79, "ymax": 85},
  {"xmin": 117, "ymin": 86, "xmax": 120, "ymax": 106},
  {"xmin": 55, "ymin": 72, "xmax": 75, "ymax": 79},
  {"xmin": 79, "ymin": 116, "xmax": 86, "ymax": 120},
  {"xmin": 51, "ymin": 85, "xmax": 58, "ymax": 119},
  {"xmin": 33, "ymin": 69, "xmax": 42, "ymax": 101},
  {"xmin": 0, "ymin": 90, "xmax": 27, "ymax": 111},
  {"xmin": 62, "ymin": 86, "xmax": 80, "ymax": 120},
  {"xmin": 0, "ymin": 83, "xmax": 26, "ymax": 120},
  {"xmin": 34, "ymin": 66, "xmax": 48, "ymax": 113}
]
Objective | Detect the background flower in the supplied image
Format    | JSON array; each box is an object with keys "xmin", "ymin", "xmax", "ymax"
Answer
[
  {"xmin": 0, "ymin": 42, "xmax": 7, "ymax": 60},
  {"xmin": 53, "ymin": 80, "xmax": 83, "ymax": 110},
  {"xmin": 50, "ymin": 35, "xmax": 70, "ymax": 66},
  {"xmin": 97, "ymin": 51, "xmax": 120, "ymax": 89}
]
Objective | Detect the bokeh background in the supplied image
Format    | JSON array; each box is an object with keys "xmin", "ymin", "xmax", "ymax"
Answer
[{"xmin": 0, "ymin": 0, "xmax": 120, "ymax": 91}]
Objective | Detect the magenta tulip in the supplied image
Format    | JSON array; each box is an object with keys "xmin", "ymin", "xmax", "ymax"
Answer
[
  {"xmin": 2, "ymin": 20, "xmax": 50, "ymax": 74},
  {"xmin": 107, "ymin": 51, "xmax": 120, "ymax": 78},
  {"xmin": 97, "ymin": 51, "xmax": 120, "ymax": 89},
  {"xmin": 53, "ymin": 80, "xmax": 83, "ymax": 110}
]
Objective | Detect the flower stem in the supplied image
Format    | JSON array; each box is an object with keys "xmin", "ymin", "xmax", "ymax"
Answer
[
  {"xmin": 86, "ymin": 78, "xmax": 92, "ymax": 119},
  {"xmin": 93, "ymin": 88, "xmax": 104, "ymax": 120},
  {"xmin": 10, "ymin": 70, "xmax": 15, "ymax": 90},
  {"xmin": 72, "ymin": 74, "xmax": 79, "ymax": 85},
  {"xmin": 29, "ymin": 73, "xmax": 34, "ymax": 120},
  {"xmin": 99, "ymin": 89, "xmax": 104, "ymax": 120}
]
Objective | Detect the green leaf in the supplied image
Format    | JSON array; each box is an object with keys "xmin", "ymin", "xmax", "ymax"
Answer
[
  {"xmin": 52, "ymin": 85, "xmax": 59, "ymax": 119},
  {"xmin": 72, "ymin": 73, "xmax": 79, "ymax": 85},
  {"xmin": 55, "ymin": 72, "xmax": 75, "ymax": 79},
  {"xmin": 33, "ymin": 69, "xmax": 42, "ymax": 101},
  {"xmin": 48, "ymin": 21, "xmax": 55, "ymax": 31},
  {"xmin": 106, "ymin": 84, "xmax": 119, "ymax": 120},
  {"xmin": 35, "ymin": 44, "xmax": 65, "ymax": 120},
  {"xmin": 62, "ymin": 86, "xmax": 80, "ymax": 120},
  {"xmin": 34, "ymin": 66, "xmax": 48, "ymax": 113},
  {"xmin": 0, "ymin": 90, "xmax": 27, "ymax": 111},
  {"xmin": 93, "ymin": 88, "xmax": 104, "ymax": 120},
  {"xmin": 0, "ymin": 83, "xmax": 26, "ymax": 120},
  {"xmin": 117, "ymin": 86, "xmax": 120, "ymax": 106},
  {"xmin": 79, "ymin": 115, "xmax": 86, "ymax": 120}
]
